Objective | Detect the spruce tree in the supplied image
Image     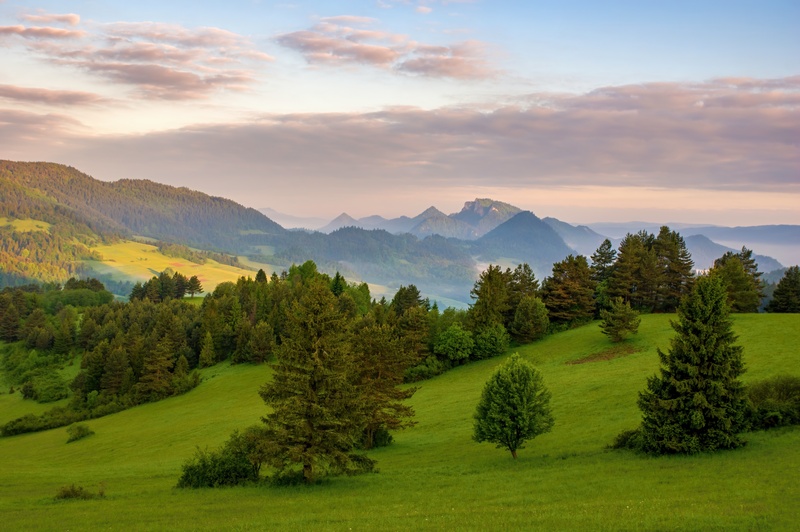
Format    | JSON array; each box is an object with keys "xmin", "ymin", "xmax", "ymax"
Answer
[
  {"xmin": 259, "ymin": 279, "xmax": 368, "ymax": 484},
  {"xmin": 600, "ymin": 297, "xmax": 641, "ymax": 342},
  {"xmin": 637, "ymin": 275, "xmax": 747, "ymax": 454},
  {"xmin": 766, "ymin": 266, "xmax": 800, "ymax": 312}
]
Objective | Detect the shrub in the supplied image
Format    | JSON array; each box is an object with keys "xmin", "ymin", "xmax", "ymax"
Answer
[
  {"xmin": 610, "ymin": 428, "xmax": 645, "ymax": 452},
  {"xmin": 472, "ymin": 323, "xmax": 510, "ymax": 360},
  {"xmin": 404, "ymin": 355, "xmax": 448, "ymax": 382},
  {"xmin": 66, "ymin": 424, "xmax": 94, "ymax": 443},
  {"xmin": 746, "ymin": 375, "xmax": 800, "ymax": 430},
  {"xmin": 177, "ymin": 446, "xmax": 255, "ymax": 488},
  {"xmin": 54, "ymin": 483, "xmax": 104, "ymax": 500}
]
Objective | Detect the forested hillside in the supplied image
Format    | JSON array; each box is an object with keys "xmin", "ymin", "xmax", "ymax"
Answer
[{"xmin": 0, "ymin": 161, "xmax": 285, "ymax": 253}]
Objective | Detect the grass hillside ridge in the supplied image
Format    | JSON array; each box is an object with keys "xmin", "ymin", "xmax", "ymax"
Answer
[{"xmin": 0, "ymin": 313, "xmax": 797, "ymax": 529}]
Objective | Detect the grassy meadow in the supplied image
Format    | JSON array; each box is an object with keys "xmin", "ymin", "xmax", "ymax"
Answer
[
  {"xmin": 84, "ymin": 241, "xmax": 265, "ymax": 293},
  {"xmin": 0, "ymin": 314, "xmax": 798, "ymax": 530}
]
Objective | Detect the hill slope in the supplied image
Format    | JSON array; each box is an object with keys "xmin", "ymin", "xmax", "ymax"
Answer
[
  {"xmin": 0, "ymin": 314, "xmax": 797, "ymax": 529},
  {"xmin": 0, "ymin": 161, "xmax": 286, "ymax": 253}
]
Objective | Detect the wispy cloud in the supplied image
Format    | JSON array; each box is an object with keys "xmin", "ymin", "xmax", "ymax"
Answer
[
  {"xmin": 21, "ymin": 11, "xmax": 80, "ymax": 26},
  {"xmin": 0, "ymin": 24, "xmax": 85, "ymax": 39},
  {"xmin": 3, "ymin": 76, "xmax": 789, "ymax": 198},
  {"xmin": 3, "ymin": 16, "xmax": 272, "ymax": 100},
  {"xmin": 0, "ymin": 85, "xmax": 108, "ymax": 105},
  {"xmin": 277, "ymin": 16, "xmax": 497, "ymax": 79}
]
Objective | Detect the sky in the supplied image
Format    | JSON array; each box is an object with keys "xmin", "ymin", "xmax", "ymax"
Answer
[{"xmin": 1, "ymin": 1, "xmax": 799, "ymax": 226}]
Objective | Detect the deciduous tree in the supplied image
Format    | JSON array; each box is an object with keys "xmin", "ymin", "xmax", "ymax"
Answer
[{"xmin": 473, "ymin": 353, "xmax": 554, "ymax": 458}]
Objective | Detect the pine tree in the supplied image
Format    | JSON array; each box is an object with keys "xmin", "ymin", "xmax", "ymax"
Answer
[
  {"xmin": 590, "ymin": 238, "xmax": 617, "ymax": 284},
  {"xmin": 600, "ymin": 297, "xmax": 641, "ymax": 342},
  {"xmin": 654, "ymin": 226, "xmax": 694, "ymax": 312},
  {"xmin": 637, "ymin": 275, "xmax": 747, "ymax": 454},
  {"xmin": 352, "ymin": 319, "xmax": 418, "ymax": 449},
  {"xmin": 766, "ymin": 266, "xmax": 800, "ymax": 312},
  {"xmin": 473, "ymin": 353, "xmax": 554, "ymax": 458},
  {"xmin": 259, "ymin": 280, "xmax": 369, "ymax": 484},
  {"xmin": 199, "ymin": 331, "xmax": 215, "ymax": 368},
  {"xmin": 468, "ymin": 265, "xmax": 511, "ymax": 330},
  {"xmin": 186, "ymin": 275, "xmax": 204, "ymax": 298},
  {"xmin": 541, "ymin": 255, "xmax": 596, "ymax": 325}
]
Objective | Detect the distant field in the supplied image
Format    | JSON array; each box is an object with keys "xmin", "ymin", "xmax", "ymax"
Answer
[
  {"xmin": 84, "ymin": 241, "xmax": 263, "ymax": 293},
  {"xmin": 0, "ymin": 217, "xmax": 52, "ymax": 233},
  {"xmin": 0, "ymin": 314, "xmax": 797, "ymax": 530}
]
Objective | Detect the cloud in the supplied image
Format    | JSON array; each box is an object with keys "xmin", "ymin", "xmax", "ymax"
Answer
[
  {"xmin": 276, "ymin": 16, "xmax": 498, "ymax": 79},
  {"xmin": 21, "ymin": 12, "xmax": 81, "ymax": 26},
  {"xmin": 4, "ymin": 77, "xmax": 796, "ymax": 220},
  {"xmin": 4, "ymin": 17, "xmax": 272, "ymax": 100},
  {"xmin": 416, "ymin": 6, "xmax": 433, "ymax": 14},
  {"xmin": 0, "ymin": 85, "xmax": 107, "ymax": 105},
  {"xmin": 0, "ymin": 24, "xmax": 85, "ymax": 39}
]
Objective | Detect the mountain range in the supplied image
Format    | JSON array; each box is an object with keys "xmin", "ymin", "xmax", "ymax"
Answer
[{"xmin": 1, "ymin": 160, "xmax": 796, "ymax": 305}]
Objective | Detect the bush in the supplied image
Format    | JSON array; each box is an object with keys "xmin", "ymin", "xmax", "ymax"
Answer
[
  {"xmin": 404, "ymin": 355, "xmax": 448, "ymax": 382},
  {"xmin": 177, "ymin": 428, "xmax": 270, "ymax": 489},
  {"xmin": 472, "ymin": 323, "xmax": 510, "ymax": 360},
  {"xmin": 177, "ymin": 446, "xmax": 255, "ymax": 488},
  {"xmin": 54, "ymin": 483, "xmax": 105, "ymax": 500},
  {"xmin": 66, "ymin": 424, "xmax": 94, "ymax": 443},
  {"xmin": 610, "ymin": 428, "xmax": 645, "ymax": 452},
  {"xmin": 746, "ymin": 375, "xmax": 800, "ymax": 430}
]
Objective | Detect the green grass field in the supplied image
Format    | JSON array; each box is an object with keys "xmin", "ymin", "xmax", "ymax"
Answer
[
  {"xmin": 0, "ymin": 217, "xmax": 52, "ymax": 233},
  {"xmin": 84, "ymin": 241, "xmax": 263, "ymax": 293},
  {"xmin": 0, "ymin": 314, "xmax": 797, "ymax": 530}
]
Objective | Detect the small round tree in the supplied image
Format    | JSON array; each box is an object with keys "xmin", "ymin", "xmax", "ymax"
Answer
[
  {"xmin": 473, "ymin": 353, "xmax": 554, "ymax": 458},
  {"xmin": 600, "ymin": 297, "xmax": 641, "ymax": 342}
]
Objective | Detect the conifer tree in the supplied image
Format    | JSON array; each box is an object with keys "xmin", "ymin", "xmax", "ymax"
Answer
[
  {"xmin": 259, "ymin": 280, "xmax": 369, "ymax": 484},
  {"xmin": 352, "ymin": 318, "xmax": 418, "ymax": 449},
  {"xmin": 199, "ymin": 331, "xmax": 215, "ymax": 368},
  {"xmin": 600, "ymin": 297, "xmax": 641, "ymax": 342},
  {"xmin": 637, "ymin": 275, "xmax": 747, "ymax": 453},
  {"xmin": 473, "ymin": 353, "xmax": 554, "ymax": 458},
  {"xmin": 654, "ymin": 226, "xmax": 694, "ymax": 311},
  {"xmin": 766, "ymin": 266, "xmax": 800, "ymax": 313},
  {"xmin": 541, "ymin": 255, "xmax": 596, "ymax": 325}
]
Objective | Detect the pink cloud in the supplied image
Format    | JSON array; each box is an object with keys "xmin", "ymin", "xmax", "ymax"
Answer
[
  {"xmin": 0, "ymin": 85, "xmax": 107, "ymax": 105},
  {"xmin": 21, "ymin": 12, "xmax": 80, "ymax": 26},
  {"xmin": 0, "ymin": 24, "xmax": 85, "ymax": 39},
  {"xmin": 7, "ymin": 19, "xmax": 272, "ymax": 100},
  {"xmin": 277, "ymin": 17, "xmax": 497, "ymax": 79}
]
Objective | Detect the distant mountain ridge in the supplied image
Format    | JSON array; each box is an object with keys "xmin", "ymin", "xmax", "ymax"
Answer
[
  {"xmin": 313, "ymin": 199, "xmax": 522, "ymax": 240},
  {"xmin": 2, "ymin": 160, "xmax": 794, "ymax": 305}
]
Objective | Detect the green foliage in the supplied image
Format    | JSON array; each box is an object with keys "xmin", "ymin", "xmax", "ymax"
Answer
[
  {"xmin": 542, "ymin": 255, "xmax": 596, "ymax": 326},
  {"xmin": 177, "ymin": 426, "xmax": 269, "ymax": 488},
  {"xmin": 433, "ymin": 323, "xmax": 474, "ymax": 363},
  {"xmin": 473, "ymin": 353, "xmax": 554, "ymax": 458},
  {"xmin": 600, "ymin": 297, "xmax": 641, "ymax": 342},
  {"xmin": 403, "ymin": 355, "xmax": 448, "ymax": 382},
  {"xmin": 711, "ymin": 247, "xmax": 764, "ymax": 313},
  {"xmin": 636, "ymin": 276, "xmax": 748, "ymax": 454},
  {"xmin": 606, "ymin": 228, "xmax": 694, "ymax": 312},
  {"xmin": 746, "ymin": 375, "xmax": 800, "ymax": 430},
  {"xmin": 766, "ymin": 266, "xmax": 800, "ymax": 313},
  {"xmin": 510, "ymin": 295, "xmax": 549, "ymax": 342},
  {"xmin": 66, "ymin": 423, "xmax": 95, "ymax": 443},
  {"xmin": 259, "ymin": 279, "xmax": 371, "ymax": 484},
  {"xmin": 54, "ymin": 483, "xmax": 105, "ymax": 500},
  {"xmin": 472, "ymin": 323, "xmax": 510, "ymax": 360}
]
